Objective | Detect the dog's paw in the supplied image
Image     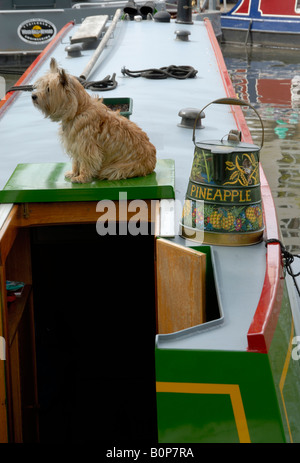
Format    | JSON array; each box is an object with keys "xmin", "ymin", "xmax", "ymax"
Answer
[
  {"xmin": 65, "ymin": 171, "xmax": 76, "ymax": 179},
  {"xmin": 71, "ymin": 175, "xmax": 91, "ymax": 184}
]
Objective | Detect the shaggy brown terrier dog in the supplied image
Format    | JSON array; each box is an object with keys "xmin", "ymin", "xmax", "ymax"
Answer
[{"xmin": 31, "ymin": 58, "xmax": 156, "ymax": 183}]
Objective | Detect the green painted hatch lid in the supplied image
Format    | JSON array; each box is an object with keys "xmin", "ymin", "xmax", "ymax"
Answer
[{"xmin": 0, "ymin": 159, "xmax": 175, "ymax": 203}]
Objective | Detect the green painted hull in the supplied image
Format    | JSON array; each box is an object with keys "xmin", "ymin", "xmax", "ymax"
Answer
[{"xmin": 156, "ymin": 281, "xmax": 300, "ymax": 443}]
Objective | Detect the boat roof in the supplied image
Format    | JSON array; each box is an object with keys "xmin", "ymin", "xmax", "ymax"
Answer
[{"xmin": 0, "ymin": 14, "xmax": 277, "ymax": 353}]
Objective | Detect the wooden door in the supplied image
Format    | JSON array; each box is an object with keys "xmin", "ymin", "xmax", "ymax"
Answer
[{"xmin": 155, "ymin": 238, "xmax": 206, "ymax": 334}]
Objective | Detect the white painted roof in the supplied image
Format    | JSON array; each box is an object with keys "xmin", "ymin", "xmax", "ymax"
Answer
[{"xmin": 0, "ymin": 16, "xmax": 266, "ymax": 351}]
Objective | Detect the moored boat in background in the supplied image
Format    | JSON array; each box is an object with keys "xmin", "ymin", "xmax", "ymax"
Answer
[
  {"xmin": 221, "ymin": 0, "xmax": 300, "ymax": 48},
  {"xmin": 0, "ymin": 1, "xmax": 300, "ymax": 443},
  {"xmin": 0, "ymin": 0, "xmax": 163, "ymax": 67}
]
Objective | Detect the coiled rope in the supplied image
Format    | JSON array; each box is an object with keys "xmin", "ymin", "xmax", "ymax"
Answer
[
  {"xmin": 121, "ymin": 65, "xmax": 198, "ymax": 79},
  {"xmin": 266, "ymin": 238, "xmax": 300, "ymax": 296},
  {"xmin": 6, "ymin": 64, "xmax": 197, "ymax": 94},
  {"xmin": 77, "ymin": 74, "xmax": 117, "ymax": 91}
]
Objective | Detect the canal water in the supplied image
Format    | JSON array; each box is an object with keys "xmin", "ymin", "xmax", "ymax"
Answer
[
  {"xmin": 222, "ymin": 44, "xmax": 300, "ymax": 254},
  {"xmin": 1, "ymin": 43, "xmax": 300, "ymax": 254}
]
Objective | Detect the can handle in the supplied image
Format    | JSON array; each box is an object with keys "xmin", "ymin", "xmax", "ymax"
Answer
[{"xmin": 192, "ymin": 97, "xmax": 264, "ymax": 149}]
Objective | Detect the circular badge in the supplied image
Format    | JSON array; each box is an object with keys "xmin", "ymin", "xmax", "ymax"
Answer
[{"xmin": 18, "ymin": 18, "xmax": 57, "ymax": 44}]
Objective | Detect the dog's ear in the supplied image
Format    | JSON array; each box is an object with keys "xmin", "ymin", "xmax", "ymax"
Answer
[
  {"xmin": 50, "ymin": 58, "xmax": 68, "ymax": 86},
  {"xmin": 50, "ymin": 57, "xmax": 59, "ymax": 73},
  {"xmin": 59, "ymin": 68, "xmax": 68, "ymax": 87}
]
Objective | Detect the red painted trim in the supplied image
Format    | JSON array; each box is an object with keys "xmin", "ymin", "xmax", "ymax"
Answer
[
  {"xmin": 204, "ymin": 18, "xmax": 252, "ymax": 142},
  {"xmin": 235, "ymin": 0, "xmax": 251, "ymax": 15},
  {"xmin": 0, "ymin": 21, "xmax": 74, "ymax": 114},
  {"xmin": 247, "ymin": 176, "xmax": 283, "ymax": 353},
  {"xmin": 205, "ymin": 18, "xmax": 283, "ymax": 354},
  {"xmin": 259, "ymin": 0, "xmax": 300, "ymax": 17},
  {"xmin": 229, "ymin": 0, "xmax": 300, "ymax": 18}
]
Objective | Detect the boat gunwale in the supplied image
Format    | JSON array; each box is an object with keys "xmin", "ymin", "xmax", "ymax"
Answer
[{"xmin": 205, "ymin": 18, "xmax": 282, "ymax": 354}]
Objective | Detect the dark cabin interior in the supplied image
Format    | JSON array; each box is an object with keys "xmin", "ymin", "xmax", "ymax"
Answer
[{"xmin": 30, "ymin": 223, "xmax": 158, "ymax": 443}]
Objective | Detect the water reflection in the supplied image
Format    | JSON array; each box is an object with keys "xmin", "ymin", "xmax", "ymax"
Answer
[{"xmin": 222, "ymin": 45, "xmax": 300, "ymax": 253}]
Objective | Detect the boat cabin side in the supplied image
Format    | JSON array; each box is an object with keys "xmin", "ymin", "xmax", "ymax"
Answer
[{"xmin": 0, "ymin": 194, "xmax": 223, "ymax": 442}]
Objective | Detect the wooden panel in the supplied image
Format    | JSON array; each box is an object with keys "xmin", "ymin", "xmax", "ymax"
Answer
[
  {"xmin": 7, "ymin": 288, "xmax": 39, "ymax": 443},
  {"xmin": 156, "ymin": 238, "xmax": 206, "ymax": 334},
  {"xmin": 15, "ymin": 200, "xmax": 158, "ymax": 228},
  {"xmin": 9, "ymin": 333, "xmax": 22, "ymax": 443},
  {"xmin": 7, "ymin": 285, "xmax": 32, "ymax": 347},
  {"xmin": 0, "ymin": 205, "xmax": 19, "ymax": 266},
  {"xmin": 5, "ymin": 228, "xmax": 32, "ymax": 284},
  {"xmin": 0, "ymin": 223, "xmax": 38, "ymax": 442},
  {"xmin": 16, "ymin": 291, "xmax": 39, "ymax": 442},
  {"xmin": 70, "ymin": 15, "xmax": 108, "ymax": 43},
  {"xmin": 0, "ymin": 267, "xmax": 8, "ymax": 442}
]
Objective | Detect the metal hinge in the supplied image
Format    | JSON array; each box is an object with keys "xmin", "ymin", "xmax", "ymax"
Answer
[{"xmin": 22, "ymin": 203, "xmax": 30, "ymax": 219}]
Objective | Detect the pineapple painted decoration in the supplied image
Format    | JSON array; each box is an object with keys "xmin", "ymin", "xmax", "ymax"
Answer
[{"xmin": 182, "ymin": 201, "xmax": 263, "ymax": 235}]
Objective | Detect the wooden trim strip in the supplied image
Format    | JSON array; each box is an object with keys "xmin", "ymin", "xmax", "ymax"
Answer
[{"xmin": 0, "ymin": 205, "xmax": 19, "ymax": 266}]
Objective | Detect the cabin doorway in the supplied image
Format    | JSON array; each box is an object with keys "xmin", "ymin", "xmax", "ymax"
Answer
[{"xmin": 30, "ymin": 223, "xmax": 157, "ymax": 443}]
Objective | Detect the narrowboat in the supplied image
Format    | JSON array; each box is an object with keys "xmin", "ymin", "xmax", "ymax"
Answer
[
  {"xmin": 0, "ymin": 1, "xmax": 300, "ymax": 443},
  {"xmin": 221, "ymin": 0, "xmax": 300, "ymax": 48},
  {"xmin": 0, "ymin": 0, "xmax": 164, "ymax": 66}
]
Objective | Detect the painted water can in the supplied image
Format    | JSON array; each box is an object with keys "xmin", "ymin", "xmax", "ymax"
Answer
[{"xmin": 181, "ymin": 98, "xmax": 265, "ymax": 246}]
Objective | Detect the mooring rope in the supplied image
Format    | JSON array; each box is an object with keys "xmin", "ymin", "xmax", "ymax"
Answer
[
  {"xmin": 121, "ymin": 65, "xmax": 198, "ymax": 79},
  {"xmin": 266, "ymin": 238, "xmax": 300, "ymax": 297},
  {"xmin": 6, "ymin": 84, "xmax": 34, "ymax": 93},
  {"xmin": 6, "ymin": 74, "xmax": 118, "ymax": 94}
]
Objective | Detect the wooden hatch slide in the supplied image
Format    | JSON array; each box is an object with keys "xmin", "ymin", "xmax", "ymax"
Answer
[{"xmin": 156, "ymin": 238, "xmax": 206, "ymax": 334}]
